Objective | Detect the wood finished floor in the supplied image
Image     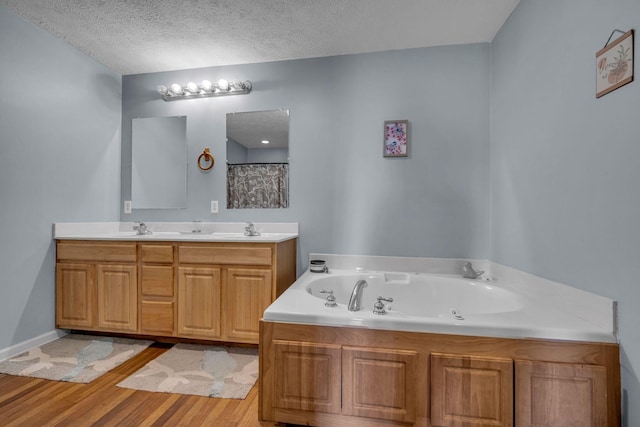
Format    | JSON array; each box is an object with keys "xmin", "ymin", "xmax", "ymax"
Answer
[{"xmin": 0, "ymin": 343, "xmax": 285, "ymax": 427}]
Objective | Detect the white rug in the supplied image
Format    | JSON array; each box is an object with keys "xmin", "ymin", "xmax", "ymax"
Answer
[
  {"xmin": 116, "ymin": 344, "xmax": 259, "ymax": 399},
  {"xmin": 0, "ymin": 334, "xmax": 153, "ymax": 383}
]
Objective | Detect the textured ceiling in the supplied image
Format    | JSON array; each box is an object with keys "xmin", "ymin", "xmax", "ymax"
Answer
[{"xmin": 0, "ymin": 0, "xmax": 519, "ymax": 75}]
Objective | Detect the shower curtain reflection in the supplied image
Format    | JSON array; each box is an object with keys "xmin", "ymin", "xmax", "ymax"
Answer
[{"xmin": 227, "ymin": 163, "xmax": 289, "ymax": 209}]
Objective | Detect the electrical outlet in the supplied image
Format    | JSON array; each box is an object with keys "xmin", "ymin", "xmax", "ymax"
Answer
[
  {"xmin": 124, "ymin": 200, "xmax": 132, "ymax": 214},
  {"xmin": 211, "ymin": 200, "xmax": 219, "ymax": 213}
]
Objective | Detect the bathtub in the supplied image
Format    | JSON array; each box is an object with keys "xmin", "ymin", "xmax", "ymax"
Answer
[{"xmin": 263, "ymin": 255, "xmax": 617, "ymax": 343}]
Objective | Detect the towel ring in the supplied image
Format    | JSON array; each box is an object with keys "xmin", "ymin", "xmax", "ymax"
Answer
[{"xmin": 198, "ymin": 148, "xmax": 214, "ymax": 171}]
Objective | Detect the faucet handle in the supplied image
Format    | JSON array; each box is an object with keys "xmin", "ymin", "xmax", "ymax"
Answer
[
  {"xmin": 319, "ymin": 290, "xmax": 337, "ymax": 307},
  {"xmin": 373, "ymin": 296, "xmax": 393, "ymax": 315}
]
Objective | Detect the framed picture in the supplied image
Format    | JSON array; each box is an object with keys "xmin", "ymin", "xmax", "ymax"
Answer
[
  {"xmin": 596, "ymin": 29, "xmax": 634, "ymax": 98},
  {"xmin": 383, "ymin": 120, "xmax": 408, "ymax": 157}
]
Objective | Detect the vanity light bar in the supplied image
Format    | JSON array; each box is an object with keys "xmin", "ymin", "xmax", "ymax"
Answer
[{"xmin": 156, "ymin": 79, "xmax": 252, "ymax": 101}]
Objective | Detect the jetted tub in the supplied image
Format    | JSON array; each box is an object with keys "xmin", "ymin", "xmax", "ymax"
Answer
[{"xmin": 263, "ymin": 257, "xmax": 617, "ymax": 343}]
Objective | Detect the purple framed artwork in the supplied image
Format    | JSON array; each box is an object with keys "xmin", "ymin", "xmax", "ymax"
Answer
[{"xmin": 383, "ymin": 120, "xmax": 408, "ymax": 157}]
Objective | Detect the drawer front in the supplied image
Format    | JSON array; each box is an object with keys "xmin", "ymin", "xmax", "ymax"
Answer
[
  {"xmin": 179, "ymin": 245, "xmax": 272, "ymax": 266},
  {"xmin": 141, "ymin": 265, "xmax": 174, "ymax": 297},
  {"xmin": 140, "ymin": 301, "xmax": 175, "ymax": 335},
  {"xmin": 140, "ymin": 244, "xmax": 174, "ymax": 263},
  {"xmin": 57, "ymin": 241, "xmax": 137, "ymax": 262}
]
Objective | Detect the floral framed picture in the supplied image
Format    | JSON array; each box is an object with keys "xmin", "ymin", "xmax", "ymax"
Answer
[
  {"xmin": 383, "ymin": 120, "xmax": 408, "ymax": 157},
  {"xmin": 596, "ymin": 29, "xmax": 634, "ymax": 98}
]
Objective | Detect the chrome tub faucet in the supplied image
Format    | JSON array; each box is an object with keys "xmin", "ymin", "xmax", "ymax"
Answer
[{"xmin": 348, "ymin": 279, "xmax": 368, "ymax": 312}]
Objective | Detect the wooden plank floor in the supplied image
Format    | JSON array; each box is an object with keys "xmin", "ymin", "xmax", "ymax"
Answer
[{"xmin": 0, "ymin": 343, "xmax": 285, "ymax": 427}]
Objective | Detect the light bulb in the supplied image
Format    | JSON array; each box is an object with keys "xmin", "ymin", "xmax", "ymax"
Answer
[
  {"xmin": 170, "ymin": 83, "xmax": 183, "ymax": 95},
  {"xmin": 261, "ymin": 140, "xmax": 270, "ymax": 144},
  {"xmin": 201, "ymin": 80, "xmax": 213, "ymax": 91},
  {"xmin": 186, "ymin": 82, "xmax": 199, "ymax": 93},
  {"xmin": 217, "ymin": 79, "xmax": 229, "ymax": 91},
  {"xmin": 156, "ymin": 85, "xmax": 168, "ymax": 95}
]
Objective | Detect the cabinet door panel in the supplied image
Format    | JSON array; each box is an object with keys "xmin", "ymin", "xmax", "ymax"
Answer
[
  {"xmin": 273, "ymin": 340, "xmax": 342, "ymax": 414},
  {"xmin": 431, "ymin": 353, "xmax": 513, "ymax": 427},
  {"xmin": 177, "ymin": 267, "xmax": 221, "ymax": 339},
  {"xmin": 342, "ymin": 346, "xmax": 418, "ymax": 423},
  {"xmin": 225, "ymin": 268, "xmax": 272, "ymax": 342},
  {"xmin": 96, "ymin": 264, "xmax": 138, "ymax": 332},
  {"xmin": 515, "ymin": 359, "xmax": 607, "ymax": 427},
  {"xmin": 56, "ymin": 263, "xmax": 93, "ymax": 328}
]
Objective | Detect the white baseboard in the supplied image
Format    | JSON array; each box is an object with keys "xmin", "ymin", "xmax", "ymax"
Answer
[{"xmin": 0, "ymin": 329, "xmax": 67, "ymax": 362}]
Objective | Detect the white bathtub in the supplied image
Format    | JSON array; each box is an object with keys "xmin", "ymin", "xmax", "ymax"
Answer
[{"xmin": 263, "ymin": 255, "xmax": 617, "ymax": 343}]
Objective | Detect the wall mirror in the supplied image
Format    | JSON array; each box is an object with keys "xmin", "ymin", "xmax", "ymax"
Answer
[
  {"xmin": 226, "ymin": 109, "xmax": 289, "ymax": 209},
  {"xmin": 131, "ymin": 116, "xmax": 187, "ymax": 209}
]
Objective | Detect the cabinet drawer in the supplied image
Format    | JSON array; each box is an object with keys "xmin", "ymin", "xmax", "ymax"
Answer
[
  {"xmin": 179, "ymin": 245, "xmax": 272, "ymax": 266},
  {"xmin": 141, "ymin": 265, "xmax": 174, "ymax": 297},
  {"xmin": 140, "ymin": 244, "xmax": 174, "ymax": 263},
  {"xmin": 57, "ymin": 241, "xmax": 137, "ymax": 262},
  {"xmin": 140, "ymin": 301, "xmax": 174, "ymax": 335}
]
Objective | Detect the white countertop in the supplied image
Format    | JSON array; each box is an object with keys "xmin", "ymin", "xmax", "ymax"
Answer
[{"xmin": 53, "ymin": 222, "xmax": 298, "ymax": 243}]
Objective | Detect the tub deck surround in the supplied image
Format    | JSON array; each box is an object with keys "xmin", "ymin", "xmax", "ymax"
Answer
[
  {"xmin": 263, "ymin": 253, "xmax": 617, "ymax": 343},
  {"xmin": 53, "ymin": 222, "xmax": 298, "ymax": 242},
  {"xmin": 260, "ymin": 254, "xmax": 621, "ymax": 427}
]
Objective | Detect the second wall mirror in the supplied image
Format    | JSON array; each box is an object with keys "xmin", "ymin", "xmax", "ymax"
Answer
[{"xmin": 226, "ymin": 109, "xmax": 289, "ymax": 209}]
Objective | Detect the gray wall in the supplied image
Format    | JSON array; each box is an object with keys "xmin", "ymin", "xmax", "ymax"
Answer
[
  {"xmin": 0, "ymin": 6, "xmax": 122, "ymax": 349},
  {"xmin": 491, "ymin": 0, "xmax": 639, "ymax": 424},
  {"xmin": 121, "ymin": 45, "xmax": 492, "ymax": 272}
]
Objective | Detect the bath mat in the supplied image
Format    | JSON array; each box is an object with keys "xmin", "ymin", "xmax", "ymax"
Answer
[
  {"xmin": 116, "ymin": 343, "xmax": 258, "ymax": 399},
  {"xmin": 0, "ymin": 334, "xmax": 153, "ymax": 383}
]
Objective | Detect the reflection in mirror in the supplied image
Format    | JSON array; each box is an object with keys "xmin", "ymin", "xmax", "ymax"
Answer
[
  {"xmin": 226, "ymin": 110, "xmax": 289, "ymax": 209},
  {"xmin": 132, "ymin": 116, "xmax": 187, "ymax": 209}
]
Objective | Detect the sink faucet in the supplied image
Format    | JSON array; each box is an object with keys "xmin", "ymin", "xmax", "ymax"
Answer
[
  {"xmin": 462, "ymin": 261, "xmax": 484, "ymax": 279},
  {"xmin": 348, "ymin": 280, "xmax": 368, "ymax": 312},
  {"xmin": 133, "ymin": 222, "xmax": 152, "ymax": 235},
  {"xmin": 244, "ymin": 222, "xmax": 261, "ymax": 236}
]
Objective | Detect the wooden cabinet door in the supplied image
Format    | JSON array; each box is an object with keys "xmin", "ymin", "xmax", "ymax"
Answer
[
  {"xmin": 342, "ymin": 346, "xmax": 418, "ymax": 423},
  {"xmin": 56, "ymin": 263, "xmax": 94, "ymax": 329},
  {"xmin": 431, "ymin": 353, "xmax": 513, "ymax": 427},
  {"xmin": 177, "ymin": 266, "xmax": 222, "ymax": 339},
  {"xmin": 95, "ymin": 264, "xmax": 138, "ymax": 332},
  {"xmin": 272, "ymin": 340, "xmax": 342, "ymax": 414},
  {"xmin": 224, "ymin": 268, "xmax": 272, "ymax": 343},
  {"xmin": 515, "ymin": 359, "xmax": 608, "ymax": 427}
]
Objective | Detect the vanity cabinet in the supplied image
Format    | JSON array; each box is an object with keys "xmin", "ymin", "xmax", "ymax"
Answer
[
  {"xmin": 260, "ymin": 322, "xmax": 621, "ymax": 427},
  {"xmin": 55, "ymin": 238, "xmax": 296, "ymax": 344},
  {"xmin": 56, "ymin": 241, "xmax": 138, "ymax": 332}
]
